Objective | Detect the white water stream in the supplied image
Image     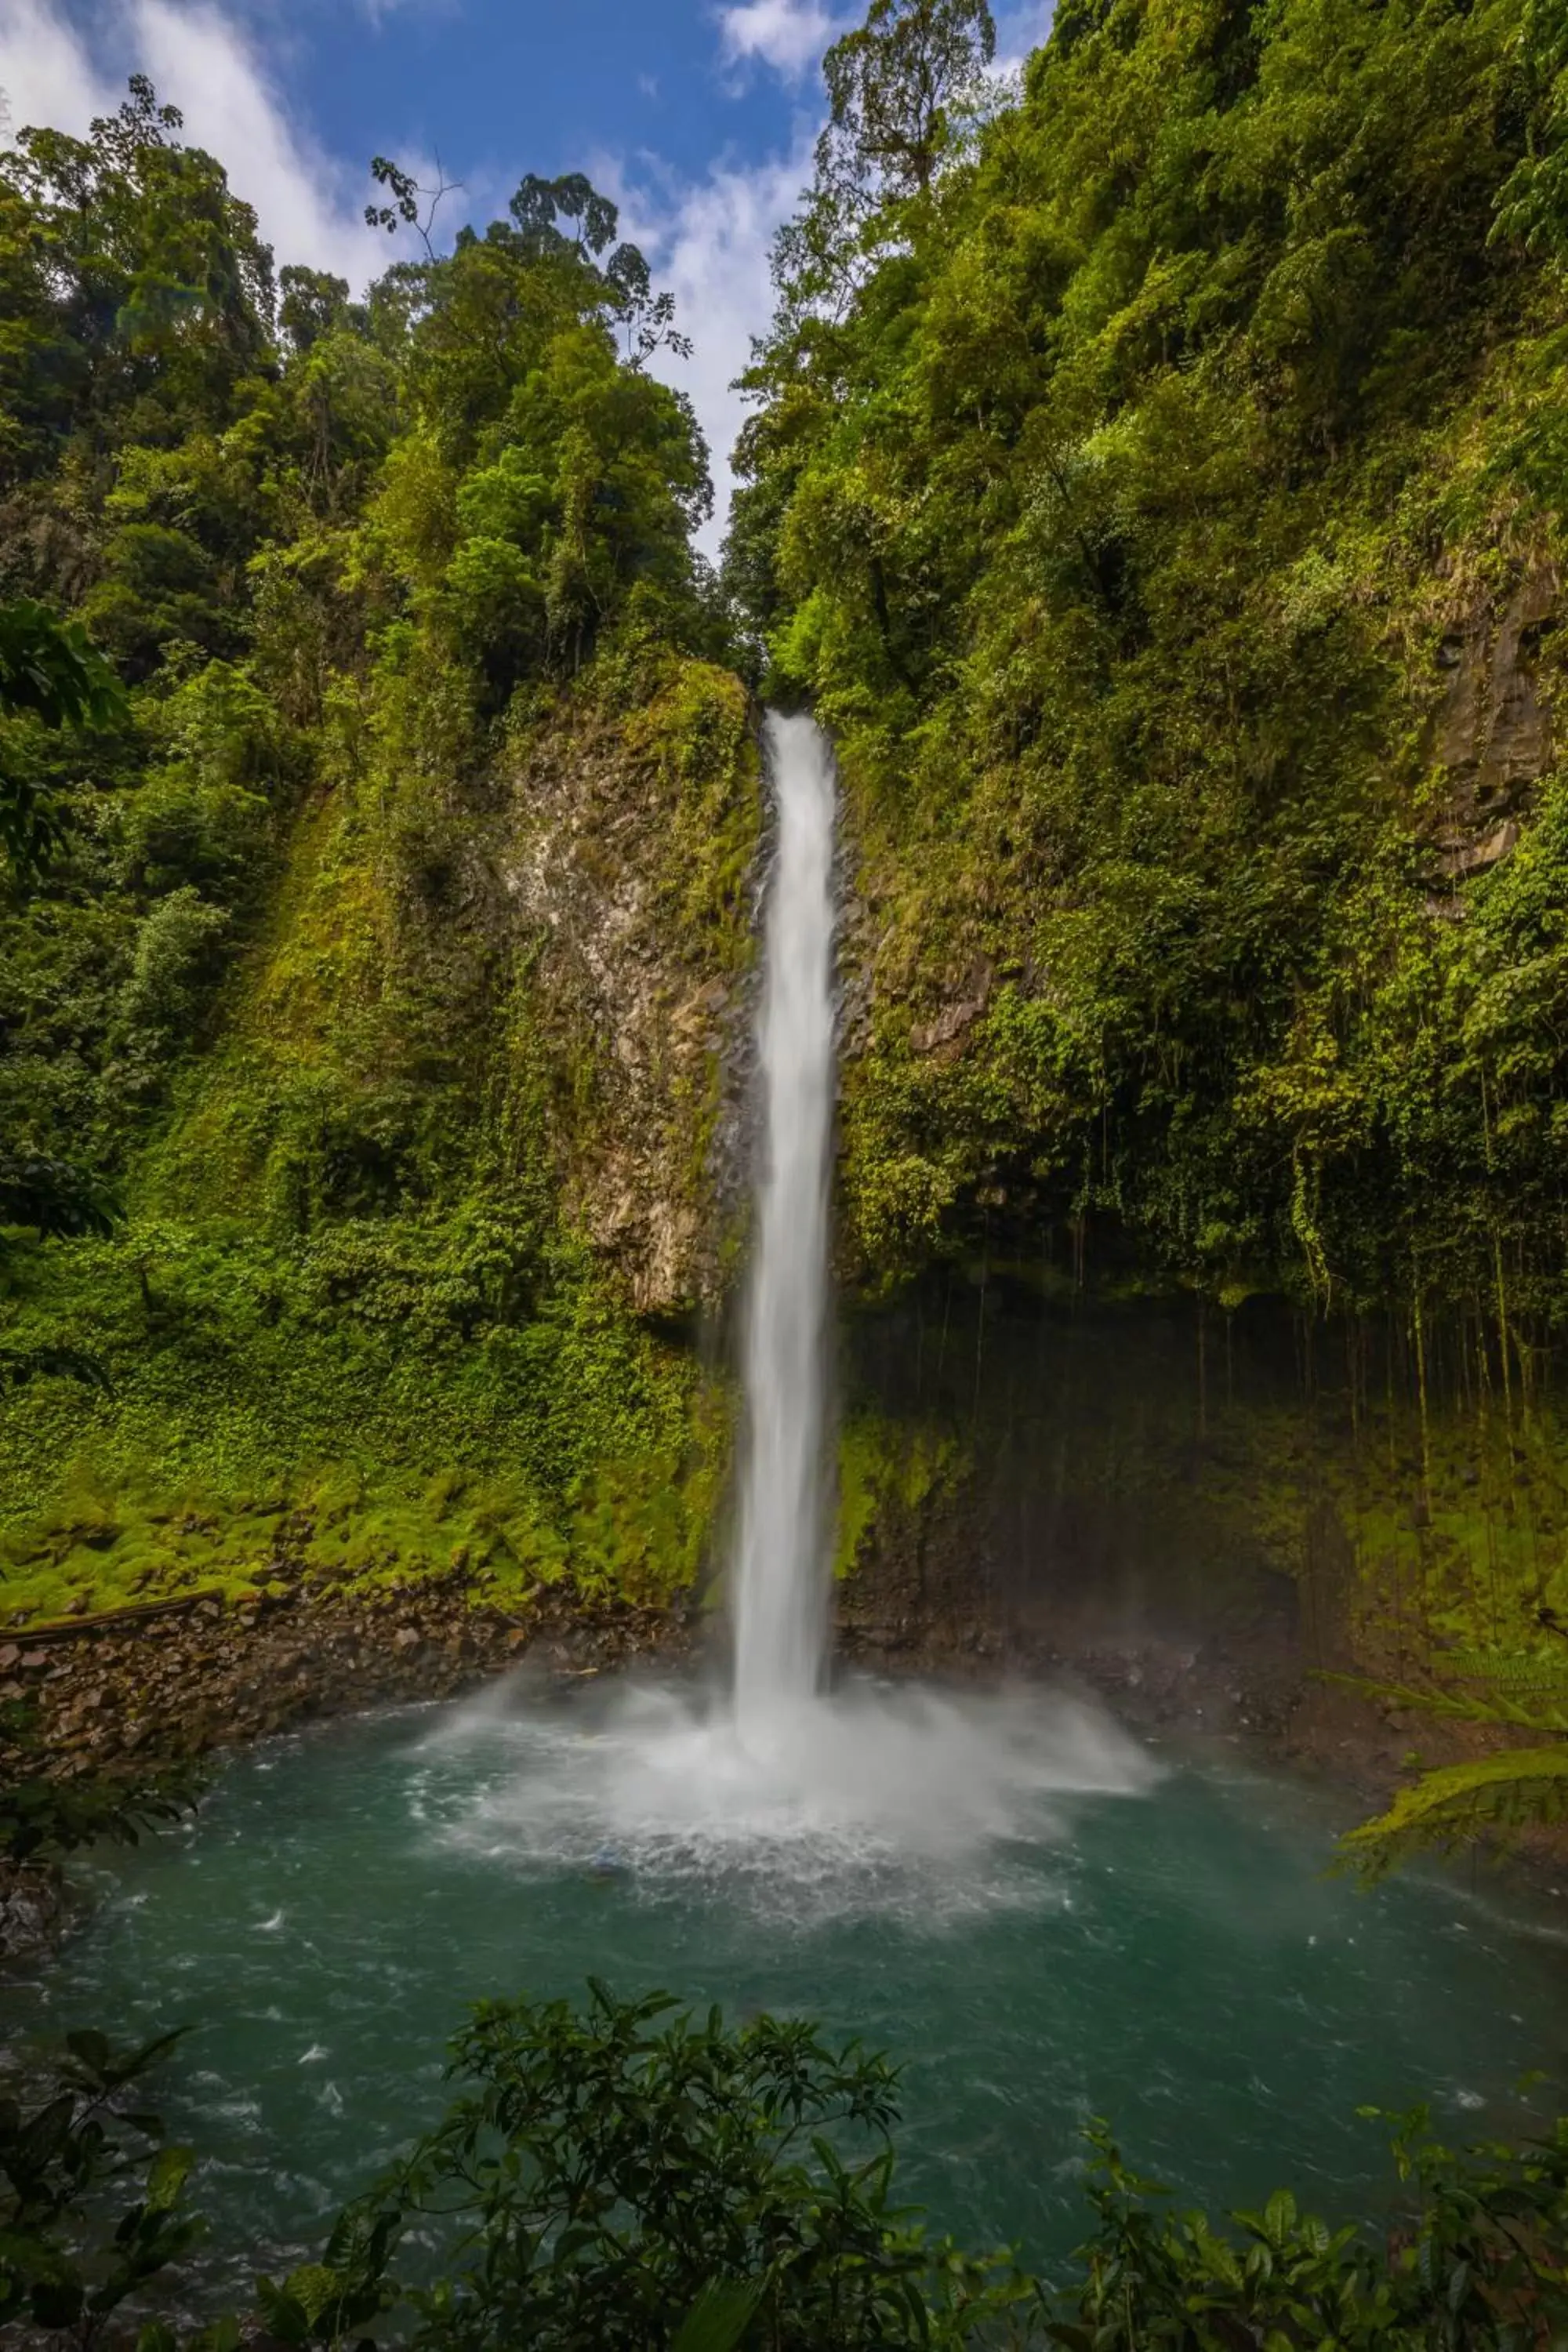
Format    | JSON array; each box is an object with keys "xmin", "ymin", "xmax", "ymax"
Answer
[
  {"xmin": 732, "ymin": 711, "xmax": 838, "ymax": 1730},
  {"xmin": 428, "ymin": 711, "xmax": 1156, "ymax": 1897}
]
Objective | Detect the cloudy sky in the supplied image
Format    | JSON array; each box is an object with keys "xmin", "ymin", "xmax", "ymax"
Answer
[{"xmin": 0, "ymin": 0, "xmax": 1050, "ymax": 549}]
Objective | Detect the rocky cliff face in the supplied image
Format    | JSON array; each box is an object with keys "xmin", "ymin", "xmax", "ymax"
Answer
[
  {"xmin": 504, "ymin": 669, "xmax": 760, "ymax": 1314},
  {"xmin": 1428, "ymin": 558, "xmax": 1558, "ymax": 894}
]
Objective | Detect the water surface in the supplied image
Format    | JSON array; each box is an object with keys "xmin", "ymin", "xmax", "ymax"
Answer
[{"xmin": 8, "ymin": 1674, "xmax": 1566, "ymax": 2312}]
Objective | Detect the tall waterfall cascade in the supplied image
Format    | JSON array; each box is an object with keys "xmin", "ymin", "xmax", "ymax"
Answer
[
  {"xmin": 732, "ymin": 712, "xmax": 838, "ymax": 1732},
  {"xmin": 431, "ymin": 715, "xmax": 1156, "ymax": 1886}
]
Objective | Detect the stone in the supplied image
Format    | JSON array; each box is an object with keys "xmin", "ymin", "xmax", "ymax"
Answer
[
  {"xmin": 0, "ymin": 1860, "xmax": 67, "ymax": 1958},
  {"xmin": 910, "ymin": 955, "xmax": 996, "ymax": 1057},
  {"xmin": 1446, "ymin": 818, "xmax": 1520, "ymax": 877},
  {"xmin": 1432, "ymin": 563, "xmax": 1558, "ymax": 850}
]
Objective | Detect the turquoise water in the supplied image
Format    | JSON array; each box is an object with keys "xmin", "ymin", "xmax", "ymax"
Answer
[{"xmin": 8, "ymin": 1671, "xmax": 1568, "ymax": 2312}]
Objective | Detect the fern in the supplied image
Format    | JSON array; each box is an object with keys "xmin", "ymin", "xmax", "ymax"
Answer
[
  {"xmin": 1319, "ymin": 1671, "xmax": 1568, "ymax": 1737},
  {"xmin": 1338, "ymin": 1748, "xmax": 1568, "ymax": 1879}
]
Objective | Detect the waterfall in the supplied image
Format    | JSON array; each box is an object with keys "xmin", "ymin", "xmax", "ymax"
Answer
[
  {"xmin": 731, "ymin": 711, "xmax": 837, "ymax": 1733},
  {"xmin": 445, "ymin": 708, "xmax": 1155, "ymax": 1889}
]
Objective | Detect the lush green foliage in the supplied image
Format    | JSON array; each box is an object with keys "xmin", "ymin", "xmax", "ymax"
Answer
[
  {"xmin": 0, "ymin": 2025, "xmax": 200, "ymax": 2343},
  {"xmin": 266, "ymin": 1983, "xmax": 1036, "ymax": 2350},
  {"xmin": 1054, "ymin": 2114, "xmax": 1568, "ymax": 2347},
  {"xmin": 732, "ymin": 0, "xmax": 1568, "ymax": 1331},
  {"xmin": 12, "ymin": 1988, "xmax": 1568, "ymax": 2350},
  {"xmin": 1320, "ymin": 1673, "xmax": 1568, "ymax": 1876},
  {"xmin": 0, "ymin": 78, "xmax": 745, "ymax": 1615},
  {"xmin": 0, "ymin": 597, "xmax": 129, "ymax": 881}
]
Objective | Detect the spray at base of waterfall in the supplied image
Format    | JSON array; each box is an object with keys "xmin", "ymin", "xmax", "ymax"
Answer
[{"xmin": 419, "ymin": 1672, "xmax": 1162, "ymax": 1925}]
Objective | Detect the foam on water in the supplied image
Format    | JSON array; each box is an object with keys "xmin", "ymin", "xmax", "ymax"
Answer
[
  {"xmin": 418, "ymin": 1672, "xmax": 1160, "ymax": 1922},
  {"xmin": 412, "ymin": 713, "xmax": 1160, "ymax": 1922}
]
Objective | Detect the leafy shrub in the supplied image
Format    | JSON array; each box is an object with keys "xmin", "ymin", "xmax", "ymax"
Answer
[
  {"xmin": 261, "ymin": 1982, "xmax": 1040, "ymax": 2350},
  {"xmin": 6, "ymin": 1984, "xmax": 1568, "ymax": 2349},
  {"xmin": 0, "ymin": 2026, "xmax": 201, "ymax": 2343}
]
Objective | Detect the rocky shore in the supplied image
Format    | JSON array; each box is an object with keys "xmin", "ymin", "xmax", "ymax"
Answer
[
  {"xmin": 0, "ymin": 1576, "xmax": 688, "ymax": 1777},
  {"xmin": 5, "ymin": 1558, "xmax": 1565, "ymax": 1964},
  {"xmin": 0, "ymin": 1575, "xmax": 688, "ymax": 1956}
]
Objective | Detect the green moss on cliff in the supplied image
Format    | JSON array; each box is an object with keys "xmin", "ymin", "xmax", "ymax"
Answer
[
  {"xmin": 0, "ymin": 108, "xmax": 752, "ymax": 1621},
  {"xmin": 735, "ymin": 0, "xmax": 1568, "ymax": 1336}
]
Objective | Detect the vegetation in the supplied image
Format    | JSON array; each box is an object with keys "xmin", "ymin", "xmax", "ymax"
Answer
[
  {"xmin": 5, "ymin": 0, "xmax": 1568, "ymax": 1862},
  {"xmin": 1325, "ymin": 1671, "xmax": 1568, "ymax": 1878},
  {"xmin": 8, "ymin": 28, "xmax": 1568, "ymax": 2352},
  {"xmin": 716, "ymin": 0, "xmax": 1568, "ymax": 1860},
  {"xmin": 0, "ymin": 78, "xmax": 748, "ymax": 1620},
  {"xmin": 5, "ymin": 1986, "xmax": 1567, "ymax": 2349},
  {"xmin": 0, "ymin": 2024, "xmax": 199, "ymax": 2343},
  {"xmin": 732, "ymin": 0, "xmax": 1568, "ymax": 1338},
  {"xmin": 0, "ymin": 1694, "xmax": 198, "ymax": 1868}
]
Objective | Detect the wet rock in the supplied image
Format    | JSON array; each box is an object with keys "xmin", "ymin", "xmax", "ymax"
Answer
[
  {"xmin": 910, "ymin": 955, "xmax": 995, "ymax": 1057},
  {"xmin": 0, "ymin": 1859, "xmax": 67, "ymax": 1957},
  {"xmin": 1426, "ymin": 561, "xmax": 1557, "ymax": 905},
  {"xmin": 10, "ymin": 1577, "xmax": 689, "ymax": 1783}
]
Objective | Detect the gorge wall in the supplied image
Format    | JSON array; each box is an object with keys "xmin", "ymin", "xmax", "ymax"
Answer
[{"xmin": 4, "ymin": 0, "xmax": 1568, "ymax": 1750}]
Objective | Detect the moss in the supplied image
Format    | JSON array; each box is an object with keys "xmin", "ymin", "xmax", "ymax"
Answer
[
  {"xmin": 0, "ymin": 1209, "xmax": 733, "ymax": 1624},
  {"xmin": 833, "ymin": 1408, "xmax": 969, "ymax": 1581}
]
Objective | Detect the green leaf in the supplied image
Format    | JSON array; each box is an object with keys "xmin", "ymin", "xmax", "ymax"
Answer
[
  {"xmin": 1264, "ymin": 2187, "xmax": 1297, "ymax": 2241},
  {"xmin": 671, "ymin": 2276, "xmax": 766, "ymax": 2352},
  {"xmin": 1338, "ymin": 1747, "xmax": 1568, "ymax": 1878},
  {"xmin": 146, "ymin": 2145, "xmax": 194, "ymax": 2213}
]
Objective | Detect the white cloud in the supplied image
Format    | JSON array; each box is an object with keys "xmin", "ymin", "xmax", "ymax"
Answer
[
  {"xmin": 611, "ymin": 132, "xmax": 816, "ymax": 562},
  {"xmin": 0, "ymin": 0, "xmax": 118, "ymax": 141},
  {"xmin": 140, "ymin": 2, "xmax": 394, "ymax": 284},
  {"xmin": 719, "ymin": 0, "xmax": 840, "ymax": 80},
  {"xmin": 0, "ymin": 0, "xmax": 393, "ymax": 289}
]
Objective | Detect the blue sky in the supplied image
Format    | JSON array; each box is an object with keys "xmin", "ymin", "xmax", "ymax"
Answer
[
  {"xmin": 248, "ymin": 0, "xmax": 819, "ymax": 201},
  {"xmin": 2, "ymin": 0, "xmax": 1049, "ymax": 544}
]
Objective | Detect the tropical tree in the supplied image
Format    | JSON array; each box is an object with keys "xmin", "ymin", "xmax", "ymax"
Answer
[
  {"xmin": 0, "ymin": 598, "xmax": 126, "ymax": 881},
  {"xmin": 819, "ymin": 0, "xmax": 997, "ymax": 202}
]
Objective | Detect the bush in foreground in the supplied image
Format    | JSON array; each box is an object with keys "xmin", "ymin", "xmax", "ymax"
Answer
[{"xmin": 5, "ymin": 1984, "xmax": 1568, "ymax": 2349}]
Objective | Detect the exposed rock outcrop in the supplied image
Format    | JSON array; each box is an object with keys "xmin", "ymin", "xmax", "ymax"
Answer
[
  {"xmin": 503, "ymin": 677, "xmax": 760, "ymax": 1312},
  {"xmin": 1429, "ymin": 561, "xmax": 1559, "ymax": 884}
]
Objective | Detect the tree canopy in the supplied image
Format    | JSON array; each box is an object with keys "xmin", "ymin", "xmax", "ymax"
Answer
[{"xmin": 729, "ymin": 0, "xmax": 1568, "ymax": 1327}]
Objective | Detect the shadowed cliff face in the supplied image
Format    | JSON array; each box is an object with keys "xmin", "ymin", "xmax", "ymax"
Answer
[
  {"xmin": 830, "ymin": 1278, "xmax": 1568, "ymax": 1764},
  {"xmin": 1428, "ymin": 563, "xmax": 1559, "ymax": 892}
]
